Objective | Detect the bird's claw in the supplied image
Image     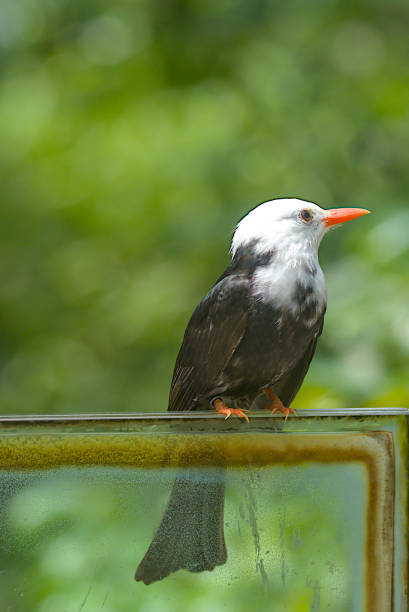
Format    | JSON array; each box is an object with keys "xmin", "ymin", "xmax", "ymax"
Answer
[
  {"xmin": 264, "ymin": 389, "xmax": 297, "ymax": 421},
  {"xmin": 223, "ymin": 408, "xmax": 250, "ymax": 423},
  {"xmin": 213, "ymin": 398, "xmax": 250, "ymax": 423},
  {"xmin": 271, "ymin": 405, "xmax": 297, "ymax": 422}
]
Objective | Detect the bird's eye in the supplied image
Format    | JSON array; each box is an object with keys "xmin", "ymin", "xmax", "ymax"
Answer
[{"xmin": 300, "ymin": 209, "xmax": 313, "ymax": 223}]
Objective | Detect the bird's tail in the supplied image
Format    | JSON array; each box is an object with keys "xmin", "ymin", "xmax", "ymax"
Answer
[{"xmin": 135, "ymin": 468, "xmax": 227, "ymax": 585}]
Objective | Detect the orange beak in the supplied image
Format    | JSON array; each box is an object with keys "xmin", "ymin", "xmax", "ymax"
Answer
[{"xmin": 323, "ymin": 208, "xmax": 371, "ymax": 227}]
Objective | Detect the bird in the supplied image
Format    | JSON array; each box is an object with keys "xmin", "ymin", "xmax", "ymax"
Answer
[{"xmin": 135, "ymin": 197, "xmax": 370, "ymax": 585}]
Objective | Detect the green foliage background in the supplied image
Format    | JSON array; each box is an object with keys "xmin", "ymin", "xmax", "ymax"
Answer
[
  {"xmin": 0, "ymin": 2, "xmax": 408, "ymax": 610},
  {"xmin": 0, "ymin": 0, "xmax": 408, "ymax": 414}
]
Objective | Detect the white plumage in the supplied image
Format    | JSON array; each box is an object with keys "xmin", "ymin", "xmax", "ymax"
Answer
[{"xmin": 232, "ymin": 198, "xmax": 329, "ymax": 320}]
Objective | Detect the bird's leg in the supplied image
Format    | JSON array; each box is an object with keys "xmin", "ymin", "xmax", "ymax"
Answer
[
  {"xmin": 264, "ymin": 388, "xmax": 297, "ymax": 421},
  {"xmin": 212, "ymin": 398, "xmax": 250, "ymax": 423}
]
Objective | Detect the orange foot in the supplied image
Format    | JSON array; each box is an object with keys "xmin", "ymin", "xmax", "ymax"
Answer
[
  {"xmin": 264, "ymin": 388, "xmax": 297, "ymax": 422},
  {"xmin": 213, "ymin": 398, "xmax": 250, "ymax": 423}
]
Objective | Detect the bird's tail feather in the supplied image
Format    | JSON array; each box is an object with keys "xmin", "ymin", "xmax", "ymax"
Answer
[{"xmin": 135, "ymin": 468, "xmax": 227, "ymax": 585}]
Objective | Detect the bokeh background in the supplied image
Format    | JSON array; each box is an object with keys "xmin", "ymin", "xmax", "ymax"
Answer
[
  {"xmin": 0, "ymin": 0, "xmax": 408, "ymax": 415},
  {"xmin": 0, "ymin": 3, "xmax": 408, "ymax": 611}
]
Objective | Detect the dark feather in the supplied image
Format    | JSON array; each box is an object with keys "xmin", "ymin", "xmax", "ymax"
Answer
[
  {"xmin": 137, "ymin": 249, "xmax": 326, "ymax": 584},
  {"xmin": 135, "ymin": 469, "xmax": 226, "ymax": 585},
  {"xmin": 274, "ymin": 315, "xmax": 325, "ymax": 407},
  {"xmin": 168, "ymin": 274, "xmax": 250, "ymax": 412}
]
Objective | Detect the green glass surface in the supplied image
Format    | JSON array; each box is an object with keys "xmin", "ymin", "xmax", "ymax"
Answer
[{"xmin": 0, "ymin": 409, "xmax": 407, "ymax": 612}]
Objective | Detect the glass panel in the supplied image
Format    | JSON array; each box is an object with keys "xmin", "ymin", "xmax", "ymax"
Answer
[{"xmin": 0, "ymin": 409, "xmax": 407, "ymax": 612}]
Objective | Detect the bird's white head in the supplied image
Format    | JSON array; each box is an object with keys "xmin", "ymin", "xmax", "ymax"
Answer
[{"xmin": 230, "ymin": 198, "xmax": 370, "ymax": 259}]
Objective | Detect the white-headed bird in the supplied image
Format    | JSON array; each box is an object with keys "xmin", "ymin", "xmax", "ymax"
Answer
[{"xmin": 135, "ymin": 198, "xmax": 370, "ymax": 585}]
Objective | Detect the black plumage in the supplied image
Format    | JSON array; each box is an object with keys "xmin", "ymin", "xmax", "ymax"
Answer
[
  {"xmin": 135, "ymin": 198, "xmax": 368, "ymax": 585},
  {"xmin": 135, "ymin": 469, "xmax": 226, "ymax": 585},
  {"xmin": 169, "ymin": 244, "xmax": 325, "ymax": 413},
  {"xmin": 136, "ymin": 244, "xmax": 325, "ymax": 586}
]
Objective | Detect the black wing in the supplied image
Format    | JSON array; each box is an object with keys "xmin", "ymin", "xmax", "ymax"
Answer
[
  {"xmin": 274, "ymin": 314, "xmax": 325, "ymax": 407},
  {"xmin": 168, "ymin": 275, "xmax": 250, "ymax": 412}
]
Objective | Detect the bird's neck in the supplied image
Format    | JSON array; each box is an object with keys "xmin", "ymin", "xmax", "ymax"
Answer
[
  {"xmin": 232, "ymin": 234, "xmax": 321, "ymax": 274},
  {"xmin": 240, "ymin": 239, "xmax": 327, "ymax": 323}
]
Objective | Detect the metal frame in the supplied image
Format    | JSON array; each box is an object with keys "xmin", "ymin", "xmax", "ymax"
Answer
[{"xmin": 0, "ymin": 407, "xmax": 407, "ymax": 423}]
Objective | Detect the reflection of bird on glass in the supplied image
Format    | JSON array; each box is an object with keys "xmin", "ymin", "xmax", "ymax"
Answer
[{"xmin": 135, "ymin": 198, "xmax": 370, "ymax": 585}]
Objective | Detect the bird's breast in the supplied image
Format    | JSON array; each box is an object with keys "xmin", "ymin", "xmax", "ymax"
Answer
[
  {"xmin": 252, "ymin": 259, "xmax": 327, "ymax": 327},
  {"xmin": 222, "ymin": 296, "xmax": 321, "ymax": 398}
]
